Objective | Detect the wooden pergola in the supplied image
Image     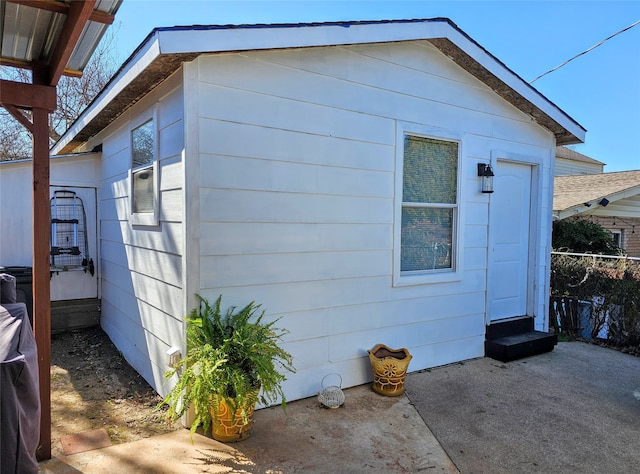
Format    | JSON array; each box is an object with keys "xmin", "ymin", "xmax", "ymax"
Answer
[{"xmin": 0, "ymin": 0, "xmax": 121, "ymax": 460}]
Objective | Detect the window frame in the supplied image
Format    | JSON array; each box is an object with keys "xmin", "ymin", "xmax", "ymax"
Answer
[
  {"xmin": 610, "ymin": 229, "xmax": 622, "ymax": 248},
  {"xmin": 129, "ymin": 107, "xmax": 159, "ymax": 226},
  {"xmin": 393, "ymin": 123, "xmax": 464, "ymax": 287}
]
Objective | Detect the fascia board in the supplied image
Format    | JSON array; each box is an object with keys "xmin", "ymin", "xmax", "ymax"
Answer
[
  {"xmin": 556, "ymin": 205, "xmax": 589, "ymax": 220},
  {"xmin": 52, "ymin": 19, "xmax": 585, "ymax": 153},
  {"xmin": 602, "ymin": 184, "xmax": 640, "ymax": 204},
  {"xmin": 157, "ymin": 20, "xmax": 584, "ymax": 144},
  {"xmin": 51, "ymin": 34, "xmax": 162, "ymax": 155},
  {"xmin": 440, "ymin": 27, "xmax": 586, "ymax": 144},
  {"xmin": 156, "ymin": 21, "xmax": 452, "ymax": 55}
]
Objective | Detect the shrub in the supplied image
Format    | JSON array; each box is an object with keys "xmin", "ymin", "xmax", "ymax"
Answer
[{"xmin": 552, "ymin": 218, "xmax": 622, "ymax": 255}]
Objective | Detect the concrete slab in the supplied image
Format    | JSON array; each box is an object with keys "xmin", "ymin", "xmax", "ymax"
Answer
[
  {"xmin": 60, "ymin": 429, "xmax": 112, "ymax": 455},
  {"xmin": 39, "ymin": 341, "xmax": 638, "ymax": 473},
  {"xmin": 40, "ymin": 384, "xmax": 458, "ymax": 473},
  {"xmin": 405, "ymin": 341, "xmax": 640, "ymax": 474}
]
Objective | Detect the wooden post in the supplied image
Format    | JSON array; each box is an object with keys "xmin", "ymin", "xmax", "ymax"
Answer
[{"xmin": 32, "ymin": 66, "xmax": 52, "ymax": 461}]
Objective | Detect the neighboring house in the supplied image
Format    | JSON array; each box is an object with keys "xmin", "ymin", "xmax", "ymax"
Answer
[
  {"xmin": 553, "ymin": 170, "xmax": 640, "ymax": 257},
  {"xmin": 34, "ymin": 18, "xmax": 585, "ymax": 401},
  {"xmin": 555, "ymin": 146, "xmax": 604, "ymax": 176}
]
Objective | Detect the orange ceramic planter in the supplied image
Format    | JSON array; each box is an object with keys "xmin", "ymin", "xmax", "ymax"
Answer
[
  {"xmin": 209, "ymin": 395, "xmax": 257, "ymax": 442},
  {"xmin": 368, "ymin": 344, "xmax": 412, "ymax": 396}
]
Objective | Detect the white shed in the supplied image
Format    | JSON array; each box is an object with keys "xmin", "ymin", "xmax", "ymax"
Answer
[
  {"xmin": 49, "ymin": 19, "xmax": 585, "ymax": 401},
  {"xmin": 554, "ymin": 146, "xmax": 604, "ymax": 176},
  {"xmin": 0, "ymin": 153, "xmax": 101, "ymax": 331}
]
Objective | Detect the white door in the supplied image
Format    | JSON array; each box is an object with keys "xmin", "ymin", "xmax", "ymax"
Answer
[
  {"xmin": 488, "ymin": 161, "xmax": 532, "ymax": 322},
  {"xmin": 50, "ymin": 186, "xmax": 98, "ymax": 301}
]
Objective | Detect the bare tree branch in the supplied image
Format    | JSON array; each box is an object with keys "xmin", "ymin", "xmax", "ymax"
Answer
[{"xmin": 0, "ymin": 26, "xmax": 119, "ymax": 160}]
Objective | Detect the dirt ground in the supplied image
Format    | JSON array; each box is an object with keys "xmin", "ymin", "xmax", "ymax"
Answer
[{"xmin": 50, "ymin": 326, "xmax": 179, "ymax": 456}]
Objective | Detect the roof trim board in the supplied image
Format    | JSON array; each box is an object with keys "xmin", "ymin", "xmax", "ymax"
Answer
[
  {"xmin": 52, "ymin": 18, "xmax": 586, "ymax": 155},
  {"xmin": 156, "ymin": 20, "xmax": 585, "ymax": 139}
]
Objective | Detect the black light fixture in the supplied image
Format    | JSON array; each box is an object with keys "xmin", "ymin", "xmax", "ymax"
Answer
[
  {"xmin": 477, "ymin": 163, "xmax": 494, "ymax": 193},
  {"xmin": 599, "ymin": 198, "xmax": 609, "ymax": 207}
]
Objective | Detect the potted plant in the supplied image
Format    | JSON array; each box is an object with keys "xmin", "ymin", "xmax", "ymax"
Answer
[{"xmin": 162, "ymin": 294, "xmax": 295, "ymax": 442}]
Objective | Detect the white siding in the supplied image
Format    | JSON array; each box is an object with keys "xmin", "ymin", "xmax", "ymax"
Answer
[
  {"xmin": 91, "ymin": 73, "xmax": 185, "ymax": 395},
  {"xmin": 185, "ymin": 42, "xmax": 555, "ymax": 402},
  {"xmin": 0, "ymin": 160, "xmax": 33, "ymax": 266},
  {"xmin": 0, "ymin": 154, "xmax": 99, "ymax": 267},
  {"xmin": 554, "ymin": 157, "xmax": 603, "ymax": 176}
]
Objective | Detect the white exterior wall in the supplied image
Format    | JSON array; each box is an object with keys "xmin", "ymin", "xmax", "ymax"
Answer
[
  {"xmin": 0, "ymin": 160, "xmax": 34, "ymax": 266},
  {"xmin": 184, "ymin": 41, "xmax": 555, "ymax": 402},
  {"xmin": 83, "ymin": 72, "xmax": 185, "ymax": 395},
  {"xmin": 554, "ymin": 157, "xmax": 603, "ymax": 176},
  {"xmin": 0, "ymin": 154, "xmax": 99, "ymax": 270},
  {"xmin": 594, "ymin": 195, "xmax": 640, "ymax": 219}
]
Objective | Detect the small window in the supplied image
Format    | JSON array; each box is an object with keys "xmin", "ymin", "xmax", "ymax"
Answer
[
  {"xmin": 130, "ymin": 116, "xmax": 158, "ymax": 225},
  {"xmin": 611, "ymin": 230, "xmax": 622, "ymax": 248},
  {"xmin": 401, "ymin": 136, "xmax": 458, "ymax": 273},
  {"xmin": 394, "ymin": 129, "xmax": 462, "ymax": 286}
]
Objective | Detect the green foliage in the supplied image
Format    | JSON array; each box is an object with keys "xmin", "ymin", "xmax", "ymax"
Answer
[
  {"xmin": 162, "ymin": 295, "xmax": 295, "ymax": 436},
  {"xmin": 552, "ymin": 218, "xmax": 622, "ymax": 255},
  {"xmin": 550, "ymin": 253, "xmax": 640, "ymax": 345}
]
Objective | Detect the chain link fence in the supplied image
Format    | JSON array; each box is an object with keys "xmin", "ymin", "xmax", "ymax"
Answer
[{"xmin": 550, "ymin": 252, "xmax": 640, "ymax": 347}]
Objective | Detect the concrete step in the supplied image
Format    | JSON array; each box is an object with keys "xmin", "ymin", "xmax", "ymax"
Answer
[
  {"xmin": 485, "ymin": 317, "xmax": 557, "ymax": 362},
  {"xmin": 485, "ymin": 330, "xmax": 558, "ymax": 362}
]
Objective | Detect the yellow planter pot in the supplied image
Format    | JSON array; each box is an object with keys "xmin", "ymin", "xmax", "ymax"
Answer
[
  {"xmin": 368, "ymin": 344, "xmax": 412, "ymax": 396},
  {"xmin": 209, "ymin": 394, "xmax": 258, "ymax": 443}
]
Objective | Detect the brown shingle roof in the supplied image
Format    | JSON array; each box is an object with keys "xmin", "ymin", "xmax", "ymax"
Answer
[{"xmin": 554, "ymin": 170, "xmax": 640, "ymax": 212}]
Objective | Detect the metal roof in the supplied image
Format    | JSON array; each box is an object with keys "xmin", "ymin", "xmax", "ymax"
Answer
[{"xmin": 0, "ymin": 0, "xmax": 122, "ymax": 77}]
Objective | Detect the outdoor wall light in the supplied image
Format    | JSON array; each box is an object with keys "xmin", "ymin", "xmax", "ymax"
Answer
[{"xmin": 477, "ymin": 163, "xmax": 494, "ymax": 193}]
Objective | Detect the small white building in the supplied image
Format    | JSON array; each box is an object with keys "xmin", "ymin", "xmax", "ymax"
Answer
[
  {"xmin": 43, "ymin": 19, "xmax": 585, "ymax": 401},
  {"xmin": 0, "ymin": 153, "xmax": 101, "ymax": 331},
  {"xmin": 554, "ymin": 146, "xmax": 604, "ymax": 176}
]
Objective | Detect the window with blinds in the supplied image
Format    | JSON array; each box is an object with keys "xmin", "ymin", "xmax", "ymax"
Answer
[{"xmin": 400, "ymin": 135, "xmax": 458, "ymax": 273}]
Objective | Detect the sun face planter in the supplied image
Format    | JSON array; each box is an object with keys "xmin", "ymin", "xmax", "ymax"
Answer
[
  {"xmin": 209, "ymin": 394, "xmax": 258, "ymax": 443},
  {"xmin": 368, "ymin": 344, "xmax": 412, "ymax": 396}
]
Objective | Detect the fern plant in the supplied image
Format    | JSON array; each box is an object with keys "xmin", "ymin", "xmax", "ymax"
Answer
[{"xmin": 162, "ymin": 294, "xmax": 295, "ymax": 437}]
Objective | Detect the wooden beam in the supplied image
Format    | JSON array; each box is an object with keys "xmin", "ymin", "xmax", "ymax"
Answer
[
  {"xmin": 1, "ymin": 58, "xmax": 85, "ymax": 78},
  {"xmin": 7, "ymin": 0, "xmax": 114, "ymax": 24},
  {"xmin": 0, "ymin": 80, "xmax": 57, "ymax": 111},
  {"xmin": 4, "ymin": 104, "xmax": 34, "ymax": 133},
  {"xmin": 31, "ymin": 63, "xmax": 52, "ymax": 461},
  {"xmin": 47, "ymin": 0, "xmax": 97, "ymax": 86}
]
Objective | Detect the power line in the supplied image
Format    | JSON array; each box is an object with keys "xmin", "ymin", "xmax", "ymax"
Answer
[{"xmin": 530, "ymin": 19, "xmax": 640, "ymax": 83}]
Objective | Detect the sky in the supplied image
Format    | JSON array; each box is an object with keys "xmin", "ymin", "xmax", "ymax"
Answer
[{"xmin": 107, "ymin": 1, "xmax": 640, "ymax": 172}]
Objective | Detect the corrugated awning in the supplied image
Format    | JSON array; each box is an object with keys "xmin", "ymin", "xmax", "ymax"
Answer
[{"xmin": 0, "ymin": 0, "xmax": 122, "ymax": 79}]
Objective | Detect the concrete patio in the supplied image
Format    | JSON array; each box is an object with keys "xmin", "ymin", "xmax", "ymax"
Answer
[
  {"xmin": 39, "ymin": 383, "xmax": 457, "ymax": 473},
  {"xmin": 39, "ymin": 341, "xmax": 640, "ymax": 473}
]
